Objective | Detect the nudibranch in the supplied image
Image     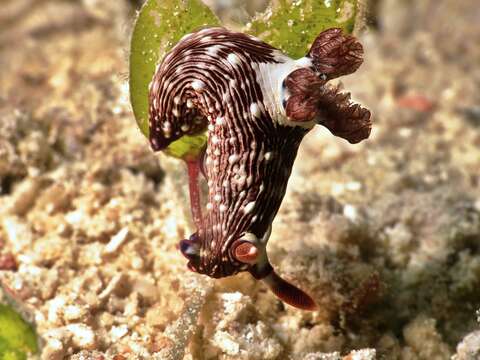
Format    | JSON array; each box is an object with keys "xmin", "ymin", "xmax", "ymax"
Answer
[{"xmin": 148, "ymin": 27, "xmax": 371, "ymax": 310}]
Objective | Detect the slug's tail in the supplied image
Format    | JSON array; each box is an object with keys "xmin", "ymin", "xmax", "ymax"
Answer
[{"xmin": 262, "ymin": 270, "xmax": 317, "ymax": 311}]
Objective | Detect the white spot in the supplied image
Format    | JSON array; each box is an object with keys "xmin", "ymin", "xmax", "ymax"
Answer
[
  {"xmin": 214, "ymin": 148, "xmax": 221, "ymax": 156},
  {"xmin": 242, "ymin": 232, "xmax": 258, "ymax": 243},
  {"xmin": 228, "ymin": 154, "xmax": 239, "ymax": 164},
  {"xmin": 219, "ymin": 204, "xmax": 227, "ymax": 212},
  {"xmin": 250, "ymin": 102, "xmax": 261, "ymax": 117},
  {"xmin": 235, "ymin": 175, "xmax": 246, "ymax": 186},
  {"xmin": 208, "ymin": 124, "xmax": 215, "ymax": 132},
  {"xmin": 172, "ymin": 108, "xmax": 180, "ymax": 117},
  {"xmin": 181, "ymin": 124, "xmax": 190, "ymax": 132},
  {"xmin": 206, "ymin": 203, "xmax": 213, "ymax": 210},
  {"xmin": 207, "ymin": 45, "xmax": 221, "ymax": 56},
  {"xmin": 227, "ymin": 53, "xmax": 241, "ymax": 66},
  {"xmin": 243, "ymin": 201, "xmax": 256, "ymax": 214},
  {"xmin": 162, "ymin": 122, "xmax": 172, "ymax": 138},
  {"xmin": 152, "ymin": 79, "xmax": 160, "ymax": 93},
  {"xmin": 252, "ymin": 215, "xmax": 258, "ymax": 223},
  {"xmin": 186, "ymin": 99, "xmax": 194, "ymax": 108},
  {"xmin": 173, "ymin": 96, "xmax": 181, "ymax": 104},
  {"xmin": 211, "ymin": 135, "xmax": 220, "ymax": 144},
  {"xmin": 264, "ymin": 152, "xmax": 273, "ymax": 161},
  {"xmin": 216, "ymin": 116, "xmax": 225, "ymax": 126},
  {"xmin": 222, "ymin": 180, "xmax": 229, "ymax": 187},
  {"xmin": 192, "ymin": 80, "xmax": 205, "ymax": 91}
]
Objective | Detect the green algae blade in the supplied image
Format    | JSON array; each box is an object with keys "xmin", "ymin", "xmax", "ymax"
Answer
[
  {"xmin": 0, "ymin": 304, "xmax": 38, "ymax": 360},
  {"xmin": 164, "ymin": 133, "xmax": 207, "ymax": 160},
  {"xmin": 129, "ymin": 0, "xmax": 220, "ymax": 156},
  {"xmin": 245, "ymin": 0, "xmax": 358, "ymax": 59}
]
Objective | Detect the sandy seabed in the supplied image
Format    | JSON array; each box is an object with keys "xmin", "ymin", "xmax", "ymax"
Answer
[{"xmin": 0, "ymin": 0, "xmax": 479, "ymax": 359}]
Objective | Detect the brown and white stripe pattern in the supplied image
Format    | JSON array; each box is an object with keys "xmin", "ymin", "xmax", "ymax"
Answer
[
  {"xmin": 149, "ymin": 27, "xmax": 371, "ymax": 310},
  {"xmin": 149, "ymin": 28, "xmax": 309, "ymax": 274}
]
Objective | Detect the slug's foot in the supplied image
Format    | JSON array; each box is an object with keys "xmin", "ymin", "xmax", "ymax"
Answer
[{"xmin": 186, "ymin": 159, "xmax": 204, "ymax": 229}]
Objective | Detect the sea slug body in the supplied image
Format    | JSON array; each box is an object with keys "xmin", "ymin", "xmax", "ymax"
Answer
[{"xmin": 148, "ymin": 27, "xmax": 372, "ymax": 310}]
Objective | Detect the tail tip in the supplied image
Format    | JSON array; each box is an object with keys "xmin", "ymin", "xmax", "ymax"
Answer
[{"xmin": 262, "ymin": 271, "xmax": 317, "ymax": 311}]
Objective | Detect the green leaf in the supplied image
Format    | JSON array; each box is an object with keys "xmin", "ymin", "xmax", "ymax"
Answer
[
  {"xmin": 245, "ymin": 0, "xmax": 358, "ymax": 59},
  {"xmin": 164, "ymin": 133, "xmax": 207, "ymax": 160},
  {"xmin": 129, "ymin": 0, "xmax": 220, "ymax": 139},
  {"xmin": 0, "ymin": 304, "xmax": 38, "ymax": 360}
]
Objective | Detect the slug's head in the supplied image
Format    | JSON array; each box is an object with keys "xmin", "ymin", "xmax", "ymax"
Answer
[{"xmin": 284, "ymin": 28, "xmax": 372, "ymax": 144}]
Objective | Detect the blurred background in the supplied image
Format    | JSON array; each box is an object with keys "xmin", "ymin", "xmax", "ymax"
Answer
[{"xmin": 0, "ymin": 0, "xmax": 479, "ymax": 359}]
